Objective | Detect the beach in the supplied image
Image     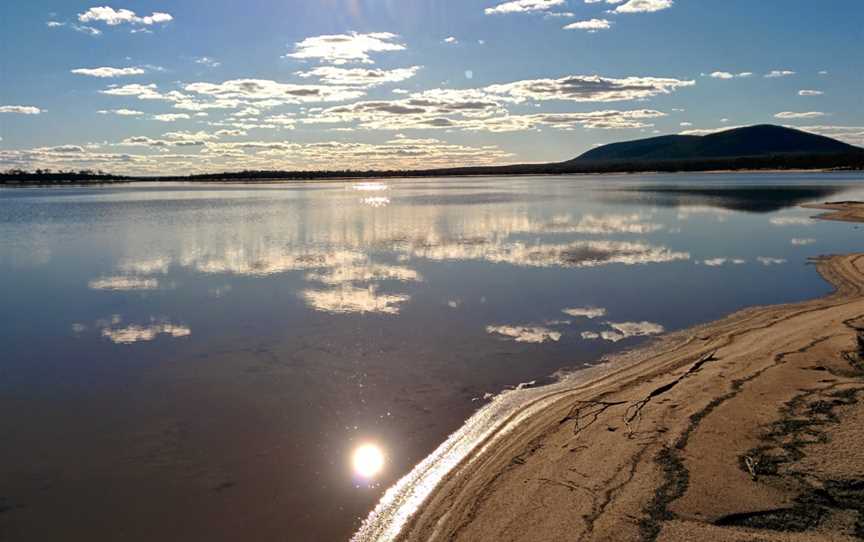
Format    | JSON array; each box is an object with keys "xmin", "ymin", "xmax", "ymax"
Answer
[{"xmin": 388, "ymin": 202, "xmax": 864, "ymax": 541}]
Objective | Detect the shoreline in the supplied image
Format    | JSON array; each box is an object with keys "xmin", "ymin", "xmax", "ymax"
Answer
[
  {"xmin": 2, "ymin": 168, "xmax": 859, "ymax": 187},
  {"xmin": 356, "ymin": 202, "xmax": 864, "ymax": 541}
]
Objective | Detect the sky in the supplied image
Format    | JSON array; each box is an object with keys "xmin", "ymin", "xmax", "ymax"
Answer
[{"xmin": 1, "ymin": 0, "xmax": 862, "ymax": 175}]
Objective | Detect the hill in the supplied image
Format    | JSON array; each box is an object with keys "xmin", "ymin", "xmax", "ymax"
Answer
[{"xmin": 569, "ymin": 125, "xmax": 860, "ymax": 163}]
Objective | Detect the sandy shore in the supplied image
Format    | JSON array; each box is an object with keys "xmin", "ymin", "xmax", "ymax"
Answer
[{"xmin": 389, "ymin": 202, "xmax": 864, "ymax": 541}]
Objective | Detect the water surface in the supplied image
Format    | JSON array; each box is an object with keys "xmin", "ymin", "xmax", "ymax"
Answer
[{"xmin": 1, "ymin": 173, "xmax": 863, "ymax": 541}]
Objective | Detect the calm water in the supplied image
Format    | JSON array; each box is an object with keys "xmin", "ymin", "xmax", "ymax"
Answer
[{"xmin": 1, "ymin": 173, "xmax": 863, "ymax": 541}]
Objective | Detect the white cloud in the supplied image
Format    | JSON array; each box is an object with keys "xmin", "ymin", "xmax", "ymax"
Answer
[
  {"xmin": 301, "ymin": 285, "xmax": 409, "ymax": 314},
  {"xmin": 774, "ymin": 111, "xmax": 827, "ymax": 119},
  {"xmin": 562, "ymin": 307, "xmax": 607, "ymax": 319},
  {"xmin": 194, "ymin": 56, "xmax": 221, "ymax": 68},
  {"xmin": 443, "ymin": 36, "xmax": 458, "ymax": 44},
  {"xmin": 0, "ymin": 105, "xmax": 43, "ymax": 114},
  {"xmin": 98, "ymin": 108, "xmax": 144, "ymax": 116},
  {"xmin": 707, "ymin": 71, "xmax": 751, "ymax": 80},
  {"xmin": 152, "ymin": 113, "xmax": 191, "ymax": 122},
  {"xmin": 184, "ymin": 78, "xmax": 365, "ymax": 104},
  {"xmin": 770, "ymin": 216, "xmax": 814, "ymax": 226},
  {"xmin": 485, "ymin": 74, "xmax": 694, "ymax": 102},
  {"xmin": 563, "ymin": 18, "xmax": 612, "ymax": 31},
  {"xmin": 71, "ymin": 66, "xmax": 146, "ymax": 78},
  {"xmin": 88, "ymin": 276, "xmax": 159, "ymax": 290},
  {"xmin": 486, "ymin": 325, "xmax": 562, "ymax": 343},
  {"xmin": 612, "ymin": 0, "xmax": 674, "ymax": 14},
  {"xmin": 295, "ymin": 66, "xmax": 420, "ymax": 87},
  {"xmin": 78, "ymin": 6, "xmax": 173, "ymax": 27},
  {"xmin": 765, "ymin": 70, "xmax": 795, "ymax": 78},
  {"xmin": 485, "ymin": 0, "xmax": 565, "ymax": 15},
  {"xmin": 286, "ymin": 32, "xmax": 405, "ymax": 65},
  {"xmin": 102, "ymin": 322, "xmax": 189, "ymax": 344},
  {"xmin": 792, "ymin": 125, "xmax": 864, "ymax": 146},
  {"xmin": 798, "ymin": 89, "xmax": 824, "ymax": 96}
]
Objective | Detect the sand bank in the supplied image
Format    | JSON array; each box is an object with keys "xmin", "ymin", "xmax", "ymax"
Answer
[{"xmin": 359, "ymin": 202, "xmax": 864, "ymax": 542}]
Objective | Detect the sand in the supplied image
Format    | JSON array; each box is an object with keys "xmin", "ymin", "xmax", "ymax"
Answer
[{"xmin": 392, "ymin": 202, "xmax": 864, "ymax": 541}]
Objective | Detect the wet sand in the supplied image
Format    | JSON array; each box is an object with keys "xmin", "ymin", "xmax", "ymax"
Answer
[{"xmin": 385, "ymin": 202, "xmax": 864, "ymax": 541}]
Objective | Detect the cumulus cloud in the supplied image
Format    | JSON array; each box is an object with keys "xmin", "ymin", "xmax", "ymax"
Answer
[
  {"xmin": 184, "ymin": 78, "xmax": 365, "ymax": 104},
  {"xmin": 286, "ymin": 32, "xmax": 405, "ymax": 65},
  {"xmin": 791, "ymin": 125, "xmax": 864, "ymax": 147},
  {"xmin": 301, "ymin": 285, "xmax": 409, "ymax": 314},
  {"xmin": 774, "ymin": 111, "xmax": 827, "ymax": 119},
  {"xmin": 486, "ymin": 325, "xmax": 562, "ymax": 343},
  {"xmin": 485, "ymin": 74, "xmax": 694, "ymax": 103},
  {"xmin": 78, "ymin": 6, "xmax": 173, "ymax": 27},
  {"xmin": 706, "ymin": 71, "xmax": 751, "ymax": 79},
  {"xmin": 765, "ymin": 70, "xmax": 795, "ymax": 78},
  {"xmin": 71, "ymin": 66, "xmax": 146, "ymax": 78},
  {"xmin": 152, "ymin": 113, "xmax": 191, "ymax": 122},
  {"xmin": 98, "ymin": 108, "xmax": 144, "ymax": 116},
  {"xmin": 295, "ymin": 66, "xmax": 420, "ymax": 87},
  {"xmin": 563, "ymin": 18, "xmax": 612, "ymax": 31},
  {"xmin": 194, "ymin": 56, "xmax": 221, "ymax": 68},
  {"xmin": 611, "ymin": 0, "xmax": 674, "ymax": 14},
  {"xmin": 0, "ymin": 105, "xmax": 43, "ymax": 114},
  {"xmin": 485, "ymin": 0, "xmax": 565, "ymax": 15},
  {"xmin": 562, "ymin": 307, "xmax": 607, "ymax": 319}
]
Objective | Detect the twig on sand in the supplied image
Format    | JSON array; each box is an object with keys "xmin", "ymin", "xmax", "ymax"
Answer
[
  {"xmin": 624, "ymin": 350, "xmax": 718, "ymax": 438},
  {"xmin": 744, "ymin": 456, "xmax": 760, "ymax": 481}
]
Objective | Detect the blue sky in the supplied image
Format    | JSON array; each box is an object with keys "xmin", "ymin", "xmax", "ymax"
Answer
[{"xmin": 1, "ymin": 0, "xmax": 862, "ymax": 174}]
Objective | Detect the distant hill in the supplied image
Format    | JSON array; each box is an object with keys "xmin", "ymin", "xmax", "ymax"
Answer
[{"xmin": 569, "ymin": 125, "xmax": 860, "ymax": 164}]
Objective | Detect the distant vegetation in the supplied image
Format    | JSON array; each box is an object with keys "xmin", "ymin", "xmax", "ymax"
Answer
[
  {"xmin": 4, "ymin": 125, "xmax": 863, "ymax": 185},
  {"xmin": 1, "ymin": 169, "xmax": 130, "ymax": 185}
]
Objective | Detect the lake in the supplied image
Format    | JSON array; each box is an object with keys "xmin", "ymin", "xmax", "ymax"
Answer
[{"xmin": 1, "ymin": 172, "xmax": 863, "ymax": 541}]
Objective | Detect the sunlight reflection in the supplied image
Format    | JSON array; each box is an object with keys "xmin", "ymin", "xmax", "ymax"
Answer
[{"xmin": 353, "ymin": 443, "xmax": 386, "ymax": 479}]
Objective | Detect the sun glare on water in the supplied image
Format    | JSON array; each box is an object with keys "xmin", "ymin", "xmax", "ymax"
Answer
[{"xmin": 352, "ymin": 443, "xmax": 385, "ymax": 479}]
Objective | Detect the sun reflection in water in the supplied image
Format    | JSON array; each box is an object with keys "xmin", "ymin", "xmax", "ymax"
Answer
[{"xmin": 352, "ymin": 443, "xmax": 385, "ymax": 479}]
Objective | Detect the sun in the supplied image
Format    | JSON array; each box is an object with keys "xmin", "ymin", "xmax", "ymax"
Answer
[{"xmin": 352, "ymin": 443, "xmax": 385, "ymax": 479}]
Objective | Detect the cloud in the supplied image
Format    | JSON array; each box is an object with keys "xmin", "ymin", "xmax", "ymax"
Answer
[
  {"xmin": 798, "ymin": 89, "xmax": 824, "ymax": 96},
  {"xmin": 286, "ymin": 32, "xmax": 405, "ymax": 65},
  {"xmin": 194, "ymin": 56, "xmax": 221, "ymax": 68},
  {"xmin": 485, "ymin": 74, "xmax": 694, "ymax": 103},
  {"xmin": 562, "ymin": 307, "xmax": 607, "ymax": 319},
  {"xmin": 757, "ymin": 257, "xmax": 787, "ymax": 266},
  {"xmin": 98, "ymin": 108, "xmax": 144, "ymax": 116},
  {"xmin": 78, "ymin": 6, "xmax": 173, "ymax": 27},
  {"xmin": 612, "ymin": 0, "xmax": 674, "ymax": 14},
  {"xmin": 770, "ymin": 216, "xmax": 814, "ymax": 226},
  {"xmin": 71, "ymin": 66, "xmax": 146, "ymax": 78},
  {"xmin": 101, "ymin": 322, "xmax": 190, "ymax": 344},
  {"xmin": 184, "ymin": 78, "xmax": 365, "ymax": 104},
  {"xmin": 707, "ymin": 71, "xmax": 751, "ymax": 79},
  {"xmin": 152, "ymin": 113, "xmax": 191, "ymax": 122},
  {"xmin": 0, "ymin": 105, "xmax": 43, "ymax": 114},
  {"xmin": 485, "ymin": 0, "xmax": 565, "ymax": 15},
  {"xmin": 486, "ymin": 325, "xmax": 562, "ymax": 343},
  {"xmin": 774, "ymin": 111, "xmax": 827, "ymax": 119},
  {"xmin": 700, "ymin": 258, "xmax": 745, "ymax": 266},
  {"xmin": 295, "ymin": 66, "xmax": 420, "ymax": 87},
  {"xmin": 563, "ymin": 18, "xmax": 612, "ymax": 31},
  {"xmin": 301, "ymin": 285, "xmax": 409, "ymax": 314},
  {"xmin": 791, "ymin": 125, "xmax": 864, "ymax": 146},
  {"xmin": 88, "ymin": 276, "xmax": 159, "ymax": 290},
  {"xmin": 443, "ymin": 36, "xmax": 458, "ymax": 44},
  {"xmin": 765, "ymin": 70, "xmax": 795, "ymax": 78}
]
